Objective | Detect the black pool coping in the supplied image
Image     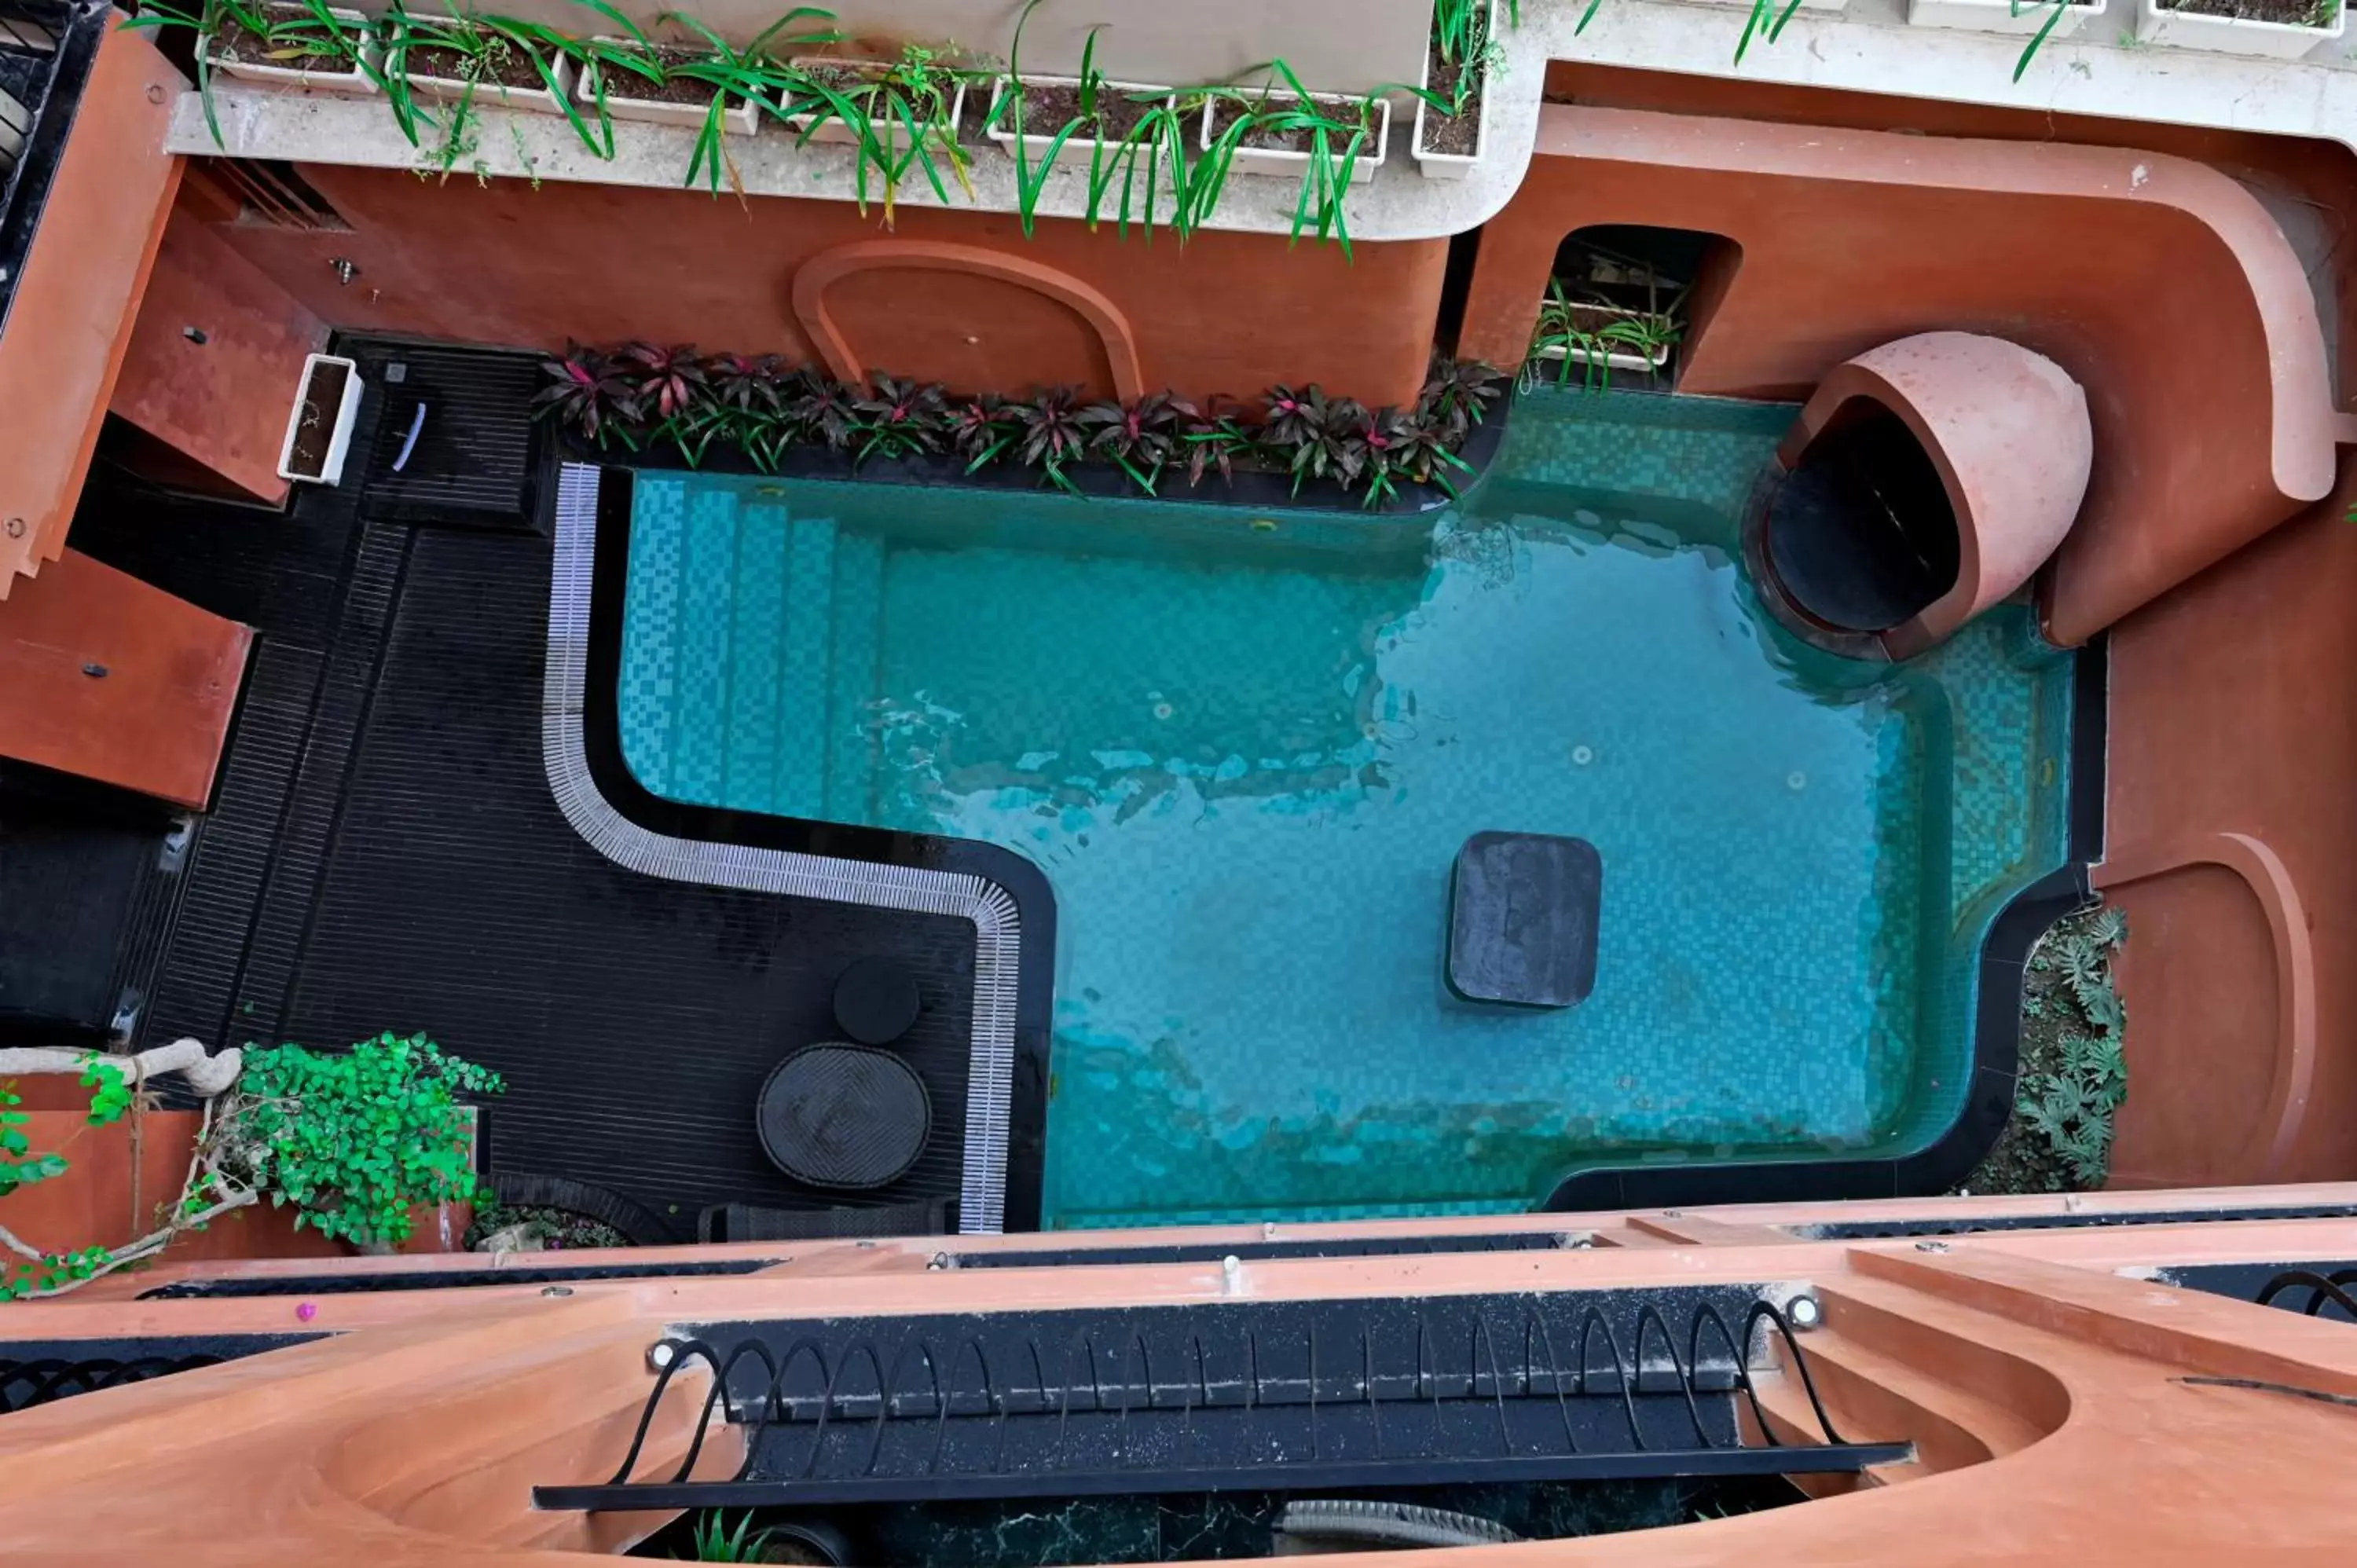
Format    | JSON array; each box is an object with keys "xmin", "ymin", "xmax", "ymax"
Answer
[
  {"xmin": 137, "ymin": 1258, "xmax": 781, "ymax": 1299},
  {"xmin": 1800, "ymin": 1204, "xmax": 2357, "ymax": 1242},
  {"xmin": 577, "ymin": 465, "xmax": 1058, "ymax": 1232},
  {"xmin": 950, "ymin": 1229, "xmax": 1585, "ymax": 1269}
]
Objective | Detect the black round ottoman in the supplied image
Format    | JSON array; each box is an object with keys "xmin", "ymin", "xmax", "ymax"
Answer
[
  {"xmin": 756, "ymin": 1043, "xmax": 930, "ymax": 1190},
  {"xmin": 833, "ymin": 956, "xmax": 922, "ymax": 1046}
]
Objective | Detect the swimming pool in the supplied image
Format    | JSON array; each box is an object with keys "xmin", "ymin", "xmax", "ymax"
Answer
[{"xmin": 610, "ymin": 389, "xmax": 2074, "ymax": 1229}]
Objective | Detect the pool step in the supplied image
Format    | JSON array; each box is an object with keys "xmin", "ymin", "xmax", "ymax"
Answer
[{"xmin": 619, "ymin": 478, "xmax": 883, "ymax": 823}]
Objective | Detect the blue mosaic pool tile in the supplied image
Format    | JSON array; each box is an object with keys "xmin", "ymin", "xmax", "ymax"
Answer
[
  {"xmin": 664, "ymin": 485, "xmax": 739, "ymax": 804},
  {"xmin": 722, "ymin": 501, "xmax": 789, "ymax": 814},
  {"xmin": 826, "ymin": 529, "xmax": 885, "ymax": 822},
  {"xmin": 768, "ymin": 512, "xmax": 837, "ymax": 818},
  {"xmin": 617, "ymin": 475, "xmax": 686, "ymax": 796}
]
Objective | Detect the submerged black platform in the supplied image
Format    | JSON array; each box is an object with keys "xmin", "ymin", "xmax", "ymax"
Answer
[
  {"xmin": 60, "ymin": 339, "xmax": 1025, "ymax": 1238},
  {"xmin": 1447, "ymin": 833, "xmax": 1600, "ymax": 1009}
]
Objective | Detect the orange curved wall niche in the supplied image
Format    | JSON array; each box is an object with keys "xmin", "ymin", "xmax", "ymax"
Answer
[{"xmin": 1457, "ymin": 102, "xmax": 2341, "ymax": 648}]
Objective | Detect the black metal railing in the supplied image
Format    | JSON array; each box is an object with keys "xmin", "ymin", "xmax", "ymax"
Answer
[
  {"xmin": 2255, "ymin": 1269, "xmax": 2357, "ymax": 1322},
  {"xmin": 0, "ymin": 1334, "xmax": 321, "ymax": 1414},
  {"xmin": 536, "ymin": 1290, "xmax": 1908, "ymax": 1512}
]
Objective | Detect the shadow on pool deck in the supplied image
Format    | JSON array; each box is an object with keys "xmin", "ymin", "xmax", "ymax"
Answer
[{"xmin": 57, "ymin": 343, "xmax": 992, "ymax": 1240}]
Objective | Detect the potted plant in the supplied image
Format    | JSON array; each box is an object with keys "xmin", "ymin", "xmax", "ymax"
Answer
[
  {"xmin": 1526, "ymin": 280, "xmax": 1681, "ymax": 390},
  {"xmin": 277, "ymin": 351, "xmax": 362, "ymax": 486},
  {"xmin": 2133, "ymin": 0, "xmax": 2342, "ymax": 56},
  {"xmin": 1197, "ymin": 72, "xmax": 1390, "ymax": 184},
  {"xmin": 386, "ymin": 10, "xmax": 576, "ymax": 115},
  {"xmin": 984, "ymin": 37, "xmax": 1173, "ymax": 177},
  {"xmin": 783, "ymin": 42, "xmax": 971, "ymax": 157},
  {"xmin": 575, "ymin": 38, "xmax": 761, "ymax": 134},
  {"xmin": 1407, "ymin": 0, "xmax": 1502, "ymax": 179},
  {"xmin": 194, "ymin": 0, "xmax": 378, "ymax": 94}
]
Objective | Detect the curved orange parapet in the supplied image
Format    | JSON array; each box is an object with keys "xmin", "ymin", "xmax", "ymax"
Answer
[
  {"xmin": 1457, "ymin": 104, "xmax": 2341, "ymax": 647},
  {"xmin": 790, "ymin": 238, "xmax": 1147, "ymax": 401},
  {"xmin": 2095, "ymin": 831, "xmax": 2318, "ymax": 1185},
  {"xmin": 1780, "ymin": 332, "xmax": 2093, "ymax": 658}
]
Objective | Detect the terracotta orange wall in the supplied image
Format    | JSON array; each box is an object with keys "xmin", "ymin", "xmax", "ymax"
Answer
[
  {"xmin": 200, "ymin": 165, "xmax": 1449, "ymax": 409},
  {"xmin": 2099, "ymin": 470, "xmax": 2357, "ymax": 1189},
  {"xmin": 0, "ymin": 548, "xmax": 250, "ymax": 808},
  {"xmin": 5, "ymin": 1110, "xmax": 469, "ymax": 1271},
  {"xmin": 1461, "ymin": 94, "xmax": 2342, "ymax": 648},
  {"xmin": 111, "ymin": 188, "xmax": 328, "ymax": 506},
  {"xmin": 0, "ymin": 28, "xmax": 181, "ymax": 595},
  {"xmin": 1549, "ymin": 64, "xmax": 2357, "ymax": 406}
]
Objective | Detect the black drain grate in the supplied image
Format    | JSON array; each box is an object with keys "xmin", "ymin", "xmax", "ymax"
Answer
[{"xmin": 355, "ymin": 343, "xmax": 545, "ymax": 529}]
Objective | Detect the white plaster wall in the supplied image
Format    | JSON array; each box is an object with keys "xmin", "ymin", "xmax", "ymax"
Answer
[{"xmin": 392, "ymin": 0, "xmax": 1434, "ymax": 93}]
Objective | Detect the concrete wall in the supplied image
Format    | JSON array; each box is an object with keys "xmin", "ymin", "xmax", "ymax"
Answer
[
  {"xmin": 203, "ymin": 163, "xmax": 1449, "ymax": 410},
  {"xmin": 396, "ymin": 0, "xmax": 1429, "ymax": 94},
  {"xmin": 0, "ymin": 549, "xmax": 251, "ymax": 810},
  {"xmin": 2100, "ymin": 475, "xmax": 2357, "ymax": 1189}
]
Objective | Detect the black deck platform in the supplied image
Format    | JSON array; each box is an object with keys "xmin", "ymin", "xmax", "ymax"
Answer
[{"xmin": 44, "ymin": 341, "xmax": 1000, "ymax": 1239}]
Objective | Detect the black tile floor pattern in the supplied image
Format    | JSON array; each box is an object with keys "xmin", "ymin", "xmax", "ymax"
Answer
[{"xmin": 68, "ymin": 343, "xmax": 987, "ymax": 1240}]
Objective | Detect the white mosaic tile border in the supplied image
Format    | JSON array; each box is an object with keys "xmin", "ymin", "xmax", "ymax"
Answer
[{"xmin": 542, "ymin": 461, "xmax": 1017, "ymax": 1233}]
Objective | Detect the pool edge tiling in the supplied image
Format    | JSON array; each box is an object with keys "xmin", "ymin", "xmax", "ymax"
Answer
[
  {"xmin": 568, "ymin": 390, "xmax": 2092, "ymax": 1231},
  {"xmin": 547, "ymin": 463, "xmax": 1050, "ymax": 1235}
]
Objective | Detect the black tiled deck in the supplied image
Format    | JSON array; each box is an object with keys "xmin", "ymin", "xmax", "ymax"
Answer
[{"xmin": 62, "ymin": 344, "xmax": 986, "ymax": 1240}]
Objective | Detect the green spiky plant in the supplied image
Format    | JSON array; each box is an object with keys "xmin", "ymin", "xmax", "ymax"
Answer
[
  {"xmin": 681, "ymin": 1510, "xmax": 775, "ymax": 1563},
  {"xmin": 1192, "ymin": 64, "xmax": 1378, "ymax": 257},
  {"xmin": 654, "ymin": 7, "xmax": 842, "ymax": 198}
]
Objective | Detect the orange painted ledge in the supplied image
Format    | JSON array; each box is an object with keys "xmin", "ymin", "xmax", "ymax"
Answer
[
  {"xmin": 0, "ymin": 548, "xmax": 250, "ymax": 808},
  {"xmin": 2095, "ymin": 831, "xmax": 2316, "ymax": 1184},
  {"xmin": 0, "ymin": 27, "xmax": 183, "ymax": 595}
]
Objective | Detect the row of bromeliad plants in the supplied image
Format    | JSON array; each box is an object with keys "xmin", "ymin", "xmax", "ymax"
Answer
[
  {"xmin": 537, "ymin": 344, "xmax": 1511, "ymax": 507},
  {"xmin": 131, "ymin": 0, "xmax": 1517, "ymax": 251}
]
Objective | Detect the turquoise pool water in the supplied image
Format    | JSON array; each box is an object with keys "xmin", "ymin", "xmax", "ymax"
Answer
[{"xmin": 615, "ymin": 390, "xmax": 2073, "ymax": 1228}]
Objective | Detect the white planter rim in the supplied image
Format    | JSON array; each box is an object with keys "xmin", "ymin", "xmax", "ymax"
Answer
[
  {"xmin": 2143, "ymin": 0, "xmax": 2343, "ymax": 32},
  {"xmin": 1195, "ymin": 91, "xmax": 1391, "ymax": 179},
  {"xmin": 277, "ymin": 352, "xmax": 362, "ymax": 487},
  {"xmin": 575, "ymin": 43, "xmax": 760, "ymax": 134},
  {"xmin": 400, "ymin": 46, "xmax": 574, "ymax": 111},
  {"xmin": 783, "ymin": 57, "xmax": 969, "ymax": 149},
  {"xmin": 982, "ymin": 74, "xmax": 1178, "ymax": 159},
  {"xmin": 1534, "ymin": 299, "xmax": 1676, "ymax": 372},
  {"xmin": 1409, "ymin": 1, "xmax": 1494, "ymax": 178},
  {"xmin": 200, "ymin": 5, "xmax": 376, "ymax": 90}
]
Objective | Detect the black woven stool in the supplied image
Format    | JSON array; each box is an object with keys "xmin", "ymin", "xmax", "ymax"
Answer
[
  {"xmin": 756, "ymin": 1043, "xmax": 931, "ymax": 1190},
  {"xmin": 832, "ymin": 957, "xmax": 922, "ymax": 1046}
]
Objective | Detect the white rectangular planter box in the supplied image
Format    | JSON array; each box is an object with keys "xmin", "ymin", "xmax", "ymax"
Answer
[
  {"xmin": 784, "ymin": 59, "xmax": 967, "ymax": 155},
  {"xmin": 201, "ymin": 5, "xmax": 378, "ymax": 95},
  {"xmin": 2133, "ymin": 0, "xmax": 2344, "ymax": 55},
  {"xmin": 982, "ymin": 75, "xmax": 1177, "ymax": 167},
  {"xmin": 1198, "ymin": 92, "xmax": 1391, "ymax": 184},
  {"xmin": 1672, "ymin": 0, "xmax": 1849, "ymax": 13},
  {"xmin": 404, "ymin": 47, "xmax": 574, "ymax": 114},
  {"xmin": 278, "ymin": 353, "xmax": 361, "ymax": 487},
  {"xmin": 1534, "ymin": 302, "xmax": 1675, "ymax": 376},
  {"xmin": 1908, "ymin": 0, "xmax": 2102, "ymax": 35},
  {"xmin": 575, "ymin": 46, "xmax": 758, "ymax": 134},
  {"xmin": 1409, "ymin": 0, "xmax": 1496, "ymax": 182}
]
